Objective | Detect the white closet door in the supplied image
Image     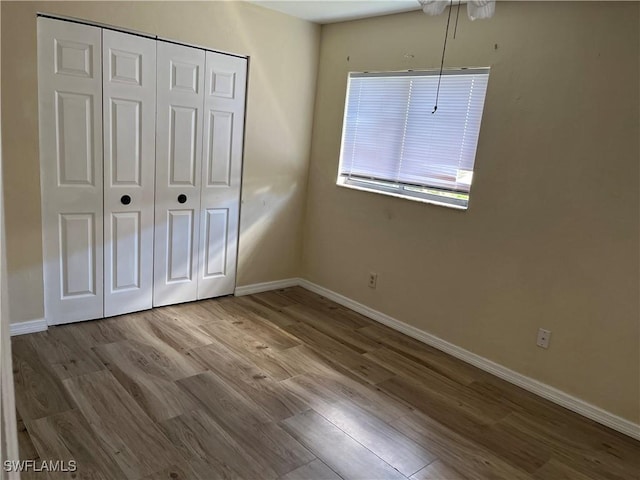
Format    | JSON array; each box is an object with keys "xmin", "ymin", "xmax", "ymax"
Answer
[
  {"xmin": 197, "ymin": 52, "xmax": 247, "ymax": 300},
  {"xmin": 38, "ymin": 18, "xmax": 103, "ymax": 325},
  {"xmin": 153, "ymin": 42, "xmax": 205, "ymax": 307},
  {"xmin": 103, "ymin": 30, "xmax": 157, "ymax": 317}
]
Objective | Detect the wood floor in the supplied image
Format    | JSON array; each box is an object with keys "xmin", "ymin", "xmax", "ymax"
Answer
[{"xmin": 11, "ymin": 287, "xmax": 640, "ymax": 480}]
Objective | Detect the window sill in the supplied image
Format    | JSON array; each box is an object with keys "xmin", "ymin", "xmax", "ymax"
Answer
[{"xmin": 336, "ymin": 180, "xmax": 468, "ymax": 210}]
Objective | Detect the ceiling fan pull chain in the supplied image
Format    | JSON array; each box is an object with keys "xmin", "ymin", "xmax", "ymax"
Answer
[{"xmin": 432, "ymin": 0, "xmax": 453, "ymax": 114}]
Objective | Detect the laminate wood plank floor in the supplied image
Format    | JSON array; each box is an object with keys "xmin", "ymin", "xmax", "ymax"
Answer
[{"xmin": 11, "ymin": 287, "xmax": 640, "ymax": 479}]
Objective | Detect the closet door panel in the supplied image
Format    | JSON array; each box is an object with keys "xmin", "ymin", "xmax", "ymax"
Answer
[
  {"xmin": 154, "ymin": 42, "xmax": 205, "ymax": 307},
  {"xmin": 38, "ymin": 18, "xmax": 103, "ymax": 325},
  {"xmin": 197, "ymin": 51, "xmax": 247, "ymax": 300},
  {"xmin": 103, "ymin": 30, "xmax": 156, "ymax": 317},
  {"xmin": 59, "ymin": 213, "xmax": 97, "ymax": 297},
  {"xmin": 167, "ymin": 210, "xmax": 195, "ymax": 281}
]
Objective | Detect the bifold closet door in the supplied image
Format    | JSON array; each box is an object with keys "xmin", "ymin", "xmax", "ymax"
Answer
[
  {"xmin": 103, "ymin": 30, "xmax": 157, "ymax": 317},
  {"xmin": 197, "ymin": 51, "xmax": 247, "ymax": 299},
  {"xmin": 40, "ymin": 20, "xmax": 246, "ymax": 321},
  {"xmin": 38, "ymin": 18, "xmax": 104, "ymax": 325},
  {"xmin": 153, "ymin": 42, "xmax": 205, "ymax": 307}
]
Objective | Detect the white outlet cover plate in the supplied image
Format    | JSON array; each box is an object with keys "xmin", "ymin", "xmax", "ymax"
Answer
[{"xmin": 537, "ymin": 328, "xmax": 551, "ymax": 348}]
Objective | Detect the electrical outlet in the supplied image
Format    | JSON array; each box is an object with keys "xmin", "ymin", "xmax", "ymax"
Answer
[
  {"xmin": 537, "ymin": 328, "xmax": 551, "ymax": 349},
  {"xmin": 368, "ymin": 272, "xmax": 378, "ymax": 289}
]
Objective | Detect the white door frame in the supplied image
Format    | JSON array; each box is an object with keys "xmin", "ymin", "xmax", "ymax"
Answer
[{"xmin": 0, "ymin": 53, "xmax": 21, "ymax": 475}]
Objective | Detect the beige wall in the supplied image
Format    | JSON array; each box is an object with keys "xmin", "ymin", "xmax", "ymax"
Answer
[
  {"xmin": 302, "ymin": 2, "xmax": 640, "ymax": 423},
  {"xmin": 3, "ymin": 0, "xmax": 638, "ymax": 425},
  {"xmin": 1, "ymin": 1, "xmax": 319, "ymax": 324}
]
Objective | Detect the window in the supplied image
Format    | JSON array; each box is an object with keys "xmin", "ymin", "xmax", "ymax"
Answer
[{"xmin": 337, "ymin": 68, "xmax": 490, "ymax": 209}]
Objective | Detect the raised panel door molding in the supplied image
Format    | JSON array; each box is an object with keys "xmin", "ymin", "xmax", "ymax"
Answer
[
  {"xmin": 59, "ymin": 213, "xmax": 96, "ymax": 297},
  {"xmin": 111, "ymin": 211, "xmax": 141, "ymax": 291},
  {"xmin": 55, "ymin": 91, "xmax": 95, "ymax": 186},
  {"xmin": 202, "ymin": 208, "xmax": 229, "ymax": 278},
  {"xmin": 210, "ymin": 70, "xmax": 235, "ymax": 98},
  {"xmin": 169, "ymin": 106, "xmax": 198, "ymax": 186},
  {"xmin": 55, "ymin": 38, "xmax": 93, "ymax": 77},
  {"xmin": 206, "ymin": 110, "xmax": 233, "ymax": 186},
  {"xmin": 171, "ymin": 61, "xmax": 200, "ymax": 93},
  {"xmin": 109, "ymin": 98, "xmax": 142, "ymax": 186},
  {"xmin": 166, "ymin": 209, "xmax": 195, "ymax": 282},
  {"xmin": 110, "ymin": 48, "xmax": 142, "ymax": 85}
]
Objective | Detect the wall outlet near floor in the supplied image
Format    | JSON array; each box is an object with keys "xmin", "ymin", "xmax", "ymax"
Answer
[
  {"xmin": 537, "ymin": 328, "xmax": 551, "ymax": 349},
  {"xmin": 368, "ymin": 272, "xmax": 378, "ymax": 289}
]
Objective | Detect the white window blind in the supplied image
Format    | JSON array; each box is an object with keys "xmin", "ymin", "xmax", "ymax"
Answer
[{"xmin": 338, "ymin": 68, "xmax": 490, "ymax": 209}]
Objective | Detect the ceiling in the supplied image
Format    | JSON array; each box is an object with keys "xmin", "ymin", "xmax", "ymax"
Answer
[{"xmin": 248, "ymin": 0, "xmax": 423, "ymax": 24}]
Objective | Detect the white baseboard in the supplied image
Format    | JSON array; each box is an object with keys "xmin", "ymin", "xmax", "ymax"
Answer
[
  {"xmin": 234, "ymin": 278, "xmax": 302, "ymax": 296},
  {"xmin": 297, "ymin": 279, "xmax": 640, "ymax": 441},
  {"xmin": 10, "ymin": 318, "xmax": 48, "ymax": 336},
  {"xmin": 236, "ymin": 277, "xmax": 639, "ymax": 440}
]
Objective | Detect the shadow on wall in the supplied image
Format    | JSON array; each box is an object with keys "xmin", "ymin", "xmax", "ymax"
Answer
[
  {"xmin": 237, "ymin": 177, "xmax": 300, "ymax": 281},
  {"xmin": 229, "ymin": 3, "xmax": 312, "ymax": 286}
]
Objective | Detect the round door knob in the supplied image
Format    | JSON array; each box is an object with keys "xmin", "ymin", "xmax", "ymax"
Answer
[
  {"xmin": 177, "ymin": 194, "xmax": 187, "ymax": 204},
  {"xmin": 120, "ymin": 195, "xmax": 132, "ymax": 205}
]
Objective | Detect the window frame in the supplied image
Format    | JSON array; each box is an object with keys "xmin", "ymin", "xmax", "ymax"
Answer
[{"xmin": 336, "ymin": 67, "xmax": 490, "ymax": 210}]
